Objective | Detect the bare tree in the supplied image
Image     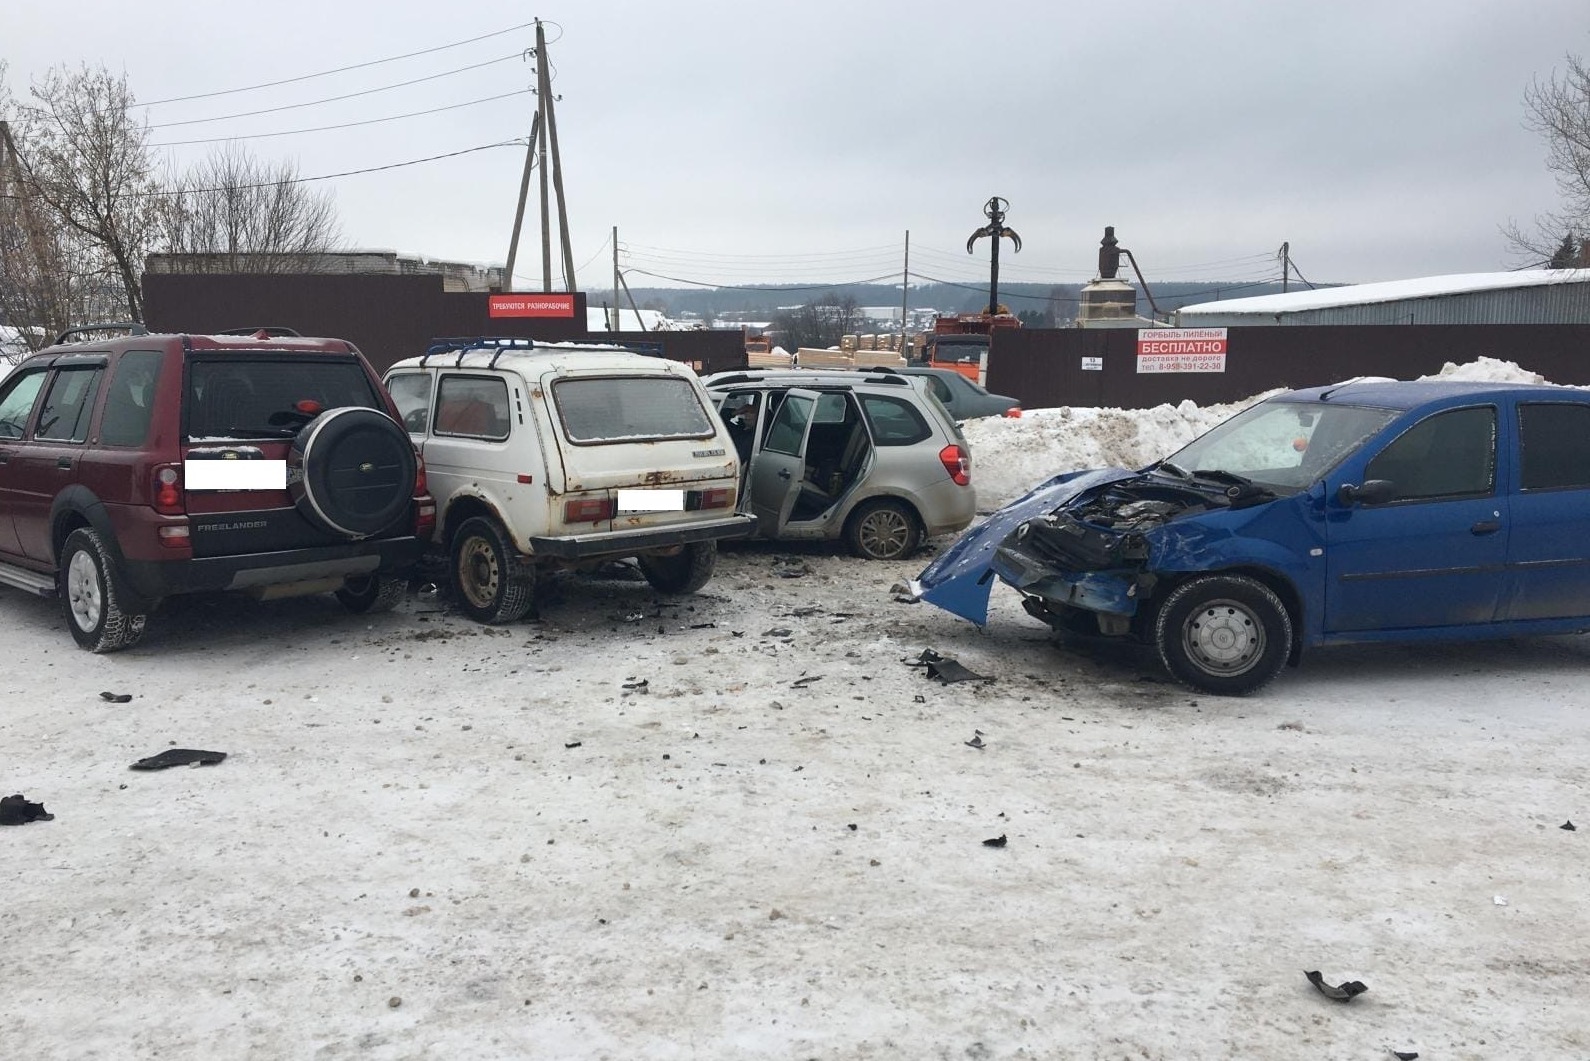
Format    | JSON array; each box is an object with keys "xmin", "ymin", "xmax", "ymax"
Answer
[
  {"xmin": 1, "ymin": 61, "xmax": 87, "ymax": 353},
  {"xmin": 157, "ymin": 142, "xmax": 342, "ymax": 272},
  {"xmin": 14, "ymin": 64, "xmax": 161, "ymax": 321},
  {"xmin": 769, "ymin": 293, "xmax": 867, "ymax": 352},
  {"xmin": 1505, "ymin": 53, "xmax": 1590, "ymax": 265}
]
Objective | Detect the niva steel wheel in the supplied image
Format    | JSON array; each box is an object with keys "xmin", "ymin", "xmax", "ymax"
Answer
[{"xmin": 449, "ymin": 517, "xmax": 534, "ymax": 624}]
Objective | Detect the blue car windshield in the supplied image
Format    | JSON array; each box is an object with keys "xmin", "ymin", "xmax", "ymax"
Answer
[{"xmin": 1162, "ymin": 400, "xmax": 1398, "ymax": 491}]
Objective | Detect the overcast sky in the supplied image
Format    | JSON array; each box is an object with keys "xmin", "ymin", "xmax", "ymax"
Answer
[{"xmin": 5, "ymin": 1, "xmax": 1588, "ymax": 295}]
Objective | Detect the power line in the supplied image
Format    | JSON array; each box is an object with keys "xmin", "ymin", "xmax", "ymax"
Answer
[
  {"xmin": 622, "ymin": 268, "xmax": 902, "ymax": 292},
  {"xmin": 141, "ymin": 21, "xmax": 538, "ymax": 106},
  {"xmin": 89, "ymin": 140, "xmax": 522, "ymax": 197},
  {"xmin": 622, "ymin": 240, "xmax": 902, "ymax": 263},
  {"xmin": 149, "ymin": 90, "xmax": 531, "ymax": 147},
  {"xmin": 149, "ymin": 53, "xmax": 524, "ymax": 129}
]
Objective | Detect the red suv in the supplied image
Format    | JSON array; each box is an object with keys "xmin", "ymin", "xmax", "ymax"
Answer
[{"xmin": 0, "ymin": 324, "xmax": 435, "ymax": 651}]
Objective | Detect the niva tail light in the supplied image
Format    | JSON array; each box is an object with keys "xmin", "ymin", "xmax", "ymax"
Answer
[{"xmin": 564, "ymin": 497, "xmax": 616, "ymax": 523}]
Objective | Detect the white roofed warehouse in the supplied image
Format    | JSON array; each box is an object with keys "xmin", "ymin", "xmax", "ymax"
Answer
[{"xmin": 1174, "ymin": 270, "xmax": 1590, "ymax": 327}]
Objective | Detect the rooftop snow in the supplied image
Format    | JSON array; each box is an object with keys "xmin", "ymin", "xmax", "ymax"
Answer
[{"xmin": 1178, "ymin": 269, "xmax": 1590, "ymax": 316}]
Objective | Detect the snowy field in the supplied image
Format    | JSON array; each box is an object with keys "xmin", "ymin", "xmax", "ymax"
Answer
[{"xmin": 2, "ymin": 360, "xmax": 1586, "ymax": 1060}]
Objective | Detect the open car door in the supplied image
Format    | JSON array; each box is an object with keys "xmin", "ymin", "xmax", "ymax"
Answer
[{"xmin": 748, "ymin": 388, "xmax": 819, "ymax": 536}]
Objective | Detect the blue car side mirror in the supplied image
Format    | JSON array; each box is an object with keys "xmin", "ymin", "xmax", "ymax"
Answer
[{"xmin": 1337, "ymin": 479, "xmax": 1396, "ymax": 506}]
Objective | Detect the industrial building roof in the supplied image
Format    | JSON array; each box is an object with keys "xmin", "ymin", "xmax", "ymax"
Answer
[{"xmin": 1177, "ymin": 269, "xmax": 1590, "ymax": 317}]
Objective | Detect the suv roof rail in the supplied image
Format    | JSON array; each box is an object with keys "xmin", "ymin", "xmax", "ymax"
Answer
[
  {"xmin": 53, "ymin": 321, "xmax": 149, "ymax": 346},
  {"xmin": 216, "ymin": 326, "xmax": 302, "ymax": 337},
  {"xmin": 707, "ymin": 369, "xmax": 912, "ymax": 388},
  {"xmin": 421, "ymin": 336, "xmax": 540, "ymax": 369},
  {"xmin": 418, "ymin": 336, "xmax": 640, "ymax": 369}
]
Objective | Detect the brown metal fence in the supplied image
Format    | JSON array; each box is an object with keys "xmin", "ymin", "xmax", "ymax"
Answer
[
  {"xmin": 141, "ymin": 273, "xmax": 749, "ymax": 376},
  {"xmin": 986, "ymin": 324, "xmax": 1590, "ymax": 410}
]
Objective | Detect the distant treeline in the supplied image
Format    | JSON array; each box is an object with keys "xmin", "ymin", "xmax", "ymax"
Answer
[{"xmin": 602, "ymin": 279, "xmax": 1325, "ymax": 323}]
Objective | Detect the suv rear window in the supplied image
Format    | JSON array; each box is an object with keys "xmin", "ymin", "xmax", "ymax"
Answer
[
  {"xmin": 553, "ymin": 376, "xmax": 715, "ymax": 444},
  {"xmin": 187, "ymin": 358, "xmax": 380, "ymax": 439},
  {"xmin": 100, "ymin": 350, "xmax": 164, "ymax": 447}
]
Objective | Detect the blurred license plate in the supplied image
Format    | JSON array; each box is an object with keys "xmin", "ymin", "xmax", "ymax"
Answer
[
  {"xmin": 185, "ymin": 459, "xmax": 287, "ymax": 490},
  {"xmin": 617, "ymin": 489, "xmax": 686, "ymax": 512}
]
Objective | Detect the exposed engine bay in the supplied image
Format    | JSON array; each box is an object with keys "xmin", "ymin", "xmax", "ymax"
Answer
[{"xmin": 1007, "ymin": 480, "xmax": 1217, "ymax": 570}]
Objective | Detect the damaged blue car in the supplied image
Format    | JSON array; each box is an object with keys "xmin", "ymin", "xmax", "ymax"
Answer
[{"xmin": 912, "ymin": 379, "xmax": 1590, "ymax": 695}]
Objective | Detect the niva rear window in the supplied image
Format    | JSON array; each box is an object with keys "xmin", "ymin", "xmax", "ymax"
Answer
[
  {"xmin": 552, "ymin": 376, "xmax": 715, "ymax": 444},
  {"xmin": 187, "ymin": 359, "xmax": 380, "ymax": 439}
]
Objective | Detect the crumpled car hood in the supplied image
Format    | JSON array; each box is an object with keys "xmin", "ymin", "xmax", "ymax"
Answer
[{"xmin": 909, "ymin": 467, "xmax": 1137, "ymax": 625}]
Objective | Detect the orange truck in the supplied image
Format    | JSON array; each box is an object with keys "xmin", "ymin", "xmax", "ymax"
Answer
[{"xmin": 917, "ymin": 311, "xmax": 1022, "ymax": 383}]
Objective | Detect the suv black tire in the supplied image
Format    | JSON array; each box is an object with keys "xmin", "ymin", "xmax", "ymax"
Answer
[
  {"xmin": 450, "ymin": 516, "xmax": 535, "ymax": 624},
  {"xmin": 845, "ymin": 499, "xmax": 922, "ymax": 561},
  {"xmin": 60, "ymin": 527, "xmax": 148, "ymax": 653},
  {"xmin": 638, "ymin": 541, "xmax": 717, "ymax": 595},
  {"xmin": 336, "ymin": 573, "xmax": 407, "ymax": 614},
  {"xmin": 290, "ymin": 407, "xmax": 416, "ymax": 539},
  {"xmin": 1154, "ymin": 574, "xmax": 1291, "ymax": 696}
]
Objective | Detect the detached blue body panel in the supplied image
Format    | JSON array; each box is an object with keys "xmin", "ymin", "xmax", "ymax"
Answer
[{"xmin": 911, "ymin": 468, "xmax": 1135, "ymax": 625}]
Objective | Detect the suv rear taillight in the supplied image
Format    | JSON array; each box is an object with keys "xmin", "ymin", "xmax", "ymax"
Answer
[
  {"xmin": 565, "ymin": 498, "xmax": 616, "ymax": 523},
  {"xmin": 152, "ymin": 464, "xmax": 184, "ymax": 514},
  {"xmin": 938, "ymin": 444, "xmax": 970, "ymax": 486},
  {"xmin": 1003, "ymin": 407, "xmax": 1022, "ymax": 418},
  {"xmin": 698, "ymin": 487, "xmax": 733, "ymax": 510},
  {"xmin": 413, "ymin": 452, "xmax": 436, "ymax": 538}
]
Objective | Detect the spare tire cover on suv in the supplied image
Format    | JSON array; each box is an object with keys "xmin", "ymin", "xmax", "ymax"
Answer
[{"xmin": 289, "ymin": 407, "xmax": 416, "ymax": 539}]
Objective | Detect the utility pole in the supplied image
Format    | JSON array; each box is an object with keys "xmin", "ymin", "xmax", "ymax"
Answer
[
  {"xmin": 503, "ymin": 113, "xmax": 539, "ymax": 290},
  {"xmin": 503, "ymin": 20, "xmax": 576, "ymax": 294},
  {"xmin": 611, "ymin": 225, "xmax": 620, "ymax": 330},
  {"xmin": 900, "ymin": 230, "xmax": 909, "ymax": 348},
  {"xmin": 1279, "ymin": 241, "xmax": 1291, "ymax": 292},
  {"xmin": 534, "ymin": 22, "xmax": 552, "ymax": 292}
]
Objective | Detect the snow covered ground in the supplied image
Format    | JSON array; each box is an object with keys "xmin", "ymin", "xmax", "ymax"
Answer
[{"xmin": 2, "ymin": 360, "xmax": 1585, "ymax": 1060}]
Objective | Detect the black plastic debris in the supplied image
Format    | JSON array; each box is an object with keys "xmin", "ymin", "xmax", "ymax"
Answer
[
  {"xmin": 564, "ymin": 741, "xmax": 582, "ymax": 749},
  {"xmin": 1562, "ymin": 820, "xmax": 1577, "ymax": 831},
  {"xmin": 0, "ymin": 794, "xmax": 54, "ymax": 825},
  {"xmin": 621, "ymin": 679, "xmax": 649, "ymax": 691},
  {"xmin": 99, "ymin": 691, "xmax": 133, "ymax": 703},
  {"xmin": 1392, "ymin": 1052, "xmax": 1419, "ymax": 1060},
  {"xmin": 1305, "ymin": 970, "xmax": 1368, "ymax": 1001},
  {"xmin": 907, "ymin": 649, "xmax": 993, "ymax": 685},
  {"xmin": 790, "ymin": 675, "xmax": 824, "ymax": 689},
  {"xmin": 982, "ymin": 834, "xmax": 1007, "ymax": 848},
  {"xmin": 129, "ymin": 749, "xmax": 227, "ymax": 771},
  {"xmin": 965, "ymin": 733, "xmax": 985, "ymax": 749}
]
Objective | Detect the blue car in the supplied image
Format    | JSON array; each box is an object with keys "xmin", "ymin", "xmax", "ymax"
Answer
[{"xmin": 912, "ymin": 379, "xmax": 1590, "ymax": 695}]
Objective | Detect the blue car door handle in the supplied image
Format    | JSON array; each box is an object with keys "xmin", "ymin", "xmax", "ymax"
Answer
[{"xmin": 1470, "ymin": 519, "xmax": 1501, "ymax": 535}]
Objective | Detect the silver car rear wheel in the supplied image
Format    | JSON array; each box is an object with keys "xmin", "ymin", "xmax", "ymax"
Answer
[{"xmin": 845, "ymin": 499, "xmax": 921, "ymax": 561}]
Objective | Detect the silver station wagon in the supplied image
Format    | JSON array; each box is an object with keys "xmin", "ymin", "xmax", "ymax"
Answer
[{"xmin": 702, "ymin": 368, "xmax": 977, "ymax": 561}]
